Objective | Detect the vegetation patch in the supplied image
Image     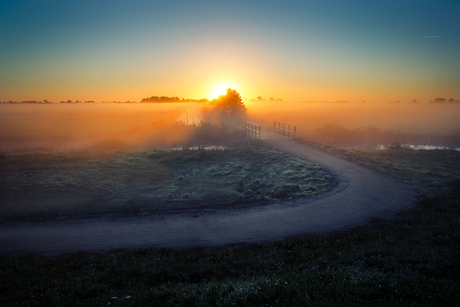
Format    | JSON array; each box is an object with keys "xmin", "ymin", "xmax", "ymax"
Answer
[
  {"xmin": 299, "ymin": 139, "xmax": 460, "ymax": 196},
  {"xmin": 0, "ymin": 141, "xmax": 332, "ymax": 221},
  {"xmin": 271, "ymin": 183, "xmax": 301, "ymax": 198}
]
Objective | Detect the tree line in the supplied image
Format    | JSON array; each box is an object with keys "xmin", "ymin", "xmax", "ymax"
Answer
[
  {"xmin": 431, "ymin": 98, "xmax": 460, "ymax": 103},
  {"xmin": 140, "ymin": 96, "xmax": 210, "ymax": 103}
]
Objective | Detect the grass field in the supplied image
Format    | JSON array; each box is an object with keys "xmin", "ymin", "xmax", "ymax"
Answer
[
  {"xmin": 0, "ymin": 142, "xmax": 459, "ymax": 306},
  {"xmin": 299, "ymin": 140, "xmax": 460, "ymax": 196},
  {"xmin": 0, "ymin": 141, "xmax": 331, "ymax": 222}
]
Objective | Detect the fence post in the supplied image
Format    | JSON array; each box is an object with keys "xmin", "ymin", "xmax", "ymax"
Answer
[
  {"xmin": 273, "ymin": 121, "xmax": 296, "ymax": 139},
  {"xmin": 246, "ymin": 122, "xmax": 261, "ymax": 140}
]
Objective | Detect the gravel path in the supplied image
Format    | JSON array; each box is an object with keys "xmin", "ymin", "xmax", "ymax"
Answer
[{"xmin": 0, "ymin": 136, "xmax": 416, "ymax": 255}]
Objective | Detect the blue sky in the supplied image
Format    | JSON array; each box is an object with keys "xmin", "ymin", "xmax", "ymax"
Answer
[{"xmin": 1, "ymin": 0, "xmax": 459, "ymax": 102}]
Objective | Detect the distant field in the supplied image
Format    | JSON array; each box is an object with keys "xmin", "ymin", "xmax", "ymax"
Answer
[
  {"xmin": 247, "ymin": 101, "xmax": 460, "ymax": 135},
  {"xmin": 2, "ymin": 101, "xmax": 460, "ymax": 151},
  {"xmin": 248, "ymin": 101, "xmax": 460, "ymax": 149},
  {"xmin": 0, "ymin": 103, "xmax": 202, "ymax": 152}
]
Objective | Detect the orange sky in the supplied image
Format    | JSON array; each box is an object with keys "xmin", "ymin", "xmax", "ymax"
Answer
[{"xmin": 1, "ymin": 1, "xmax": 459, "ymax": 103}]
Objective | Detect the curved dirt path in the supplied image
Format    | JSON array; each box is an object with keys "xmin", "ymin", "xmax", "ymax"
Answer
[{"xmin": 0, "ymin": 136, "xmax": 416, "ymax": 255}]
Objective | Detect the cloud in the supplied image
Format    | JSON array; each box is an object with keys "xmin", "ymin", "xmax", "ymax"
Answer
[{"xmin": 419, "ymin": 36, "xmax": 438, "ymax": 39}]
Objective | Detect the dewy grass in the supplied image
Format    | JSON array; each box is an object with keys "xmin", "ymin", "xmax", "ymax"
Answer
[
  {"xmin": 0, "ymin": 141, "xmax": 332, "ymax": 221},
  {"xmin": 1, "ymin": 142, "xmax": 459, "ymax": 306},
  {"xmin": 299, "ymin": 139, "xmax": 460, "ymax": 196}
]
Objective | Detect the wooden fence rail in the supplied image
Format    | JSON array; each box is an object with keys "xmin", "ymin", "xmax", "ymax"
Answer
[
  {"xmin": 246, "ymin": 122, "xmax": 261, "ymax": 139},
  {"xmin": 274, "ymin": 121, "xmax": 296, "ymax": 139}
]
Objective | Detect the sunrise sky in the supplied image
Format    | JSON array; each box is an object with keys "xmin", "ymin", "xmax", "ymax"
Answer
[{"xmin": 1, "ymin": 0, "xmax": 459, "ymax": 103}]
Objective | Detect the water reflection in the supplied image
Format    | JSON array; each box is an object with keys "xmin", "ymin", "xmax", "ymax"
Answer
[
  {"xmin": 172, "ymin": 146, "xmax": 227, "ymax": 151},
  {"xmin": 377, "ymin": 144, "xmax": 460, "ymax": 151}
]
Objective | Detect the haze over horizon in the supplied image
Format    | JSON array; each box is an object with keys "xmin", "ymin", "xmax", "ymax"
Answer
[{"xmin": 1, "ymin": 0, "xmax": 459, "ymax": 103}]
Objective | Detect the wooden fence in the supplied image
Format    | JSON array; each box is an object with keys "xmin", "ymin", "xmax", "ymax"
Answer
[
  {"xmin": 246, "ymin": 122, "xmax": 261, "ymax": 139},
  {"xmin": 274, "ymin": 121, "xmax": 296, "ymax": 138}
]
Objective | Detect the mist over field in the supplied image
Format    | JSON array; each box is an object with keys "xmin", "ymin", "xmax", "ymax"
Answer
[
  {"xmin": 0, "ymin": 103, "xmax": 204, "ymax": 152},
  {"xmin": 1, "ymin": 100, "xmax": 459, "ymax": 152},
  {"xmin": 247, "ymin": 101, "xmax": 460, "ymax": 148},
  {"xmin": 247, "ymin": 101, "xmax": 460, "ymax": 134}
]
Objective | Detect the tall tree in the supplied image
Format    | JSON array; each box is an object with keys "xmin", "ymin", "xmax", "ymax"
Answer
[{"xmin": 216, "ymin": 88, "xmax": 247, "ymax": 118}]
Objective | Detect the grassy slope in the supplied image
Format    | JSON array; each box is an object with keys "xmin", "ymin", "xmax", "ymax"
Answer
[{"xmin": 0, "ymin": 142, "xmax": 459, "ymax": 306}]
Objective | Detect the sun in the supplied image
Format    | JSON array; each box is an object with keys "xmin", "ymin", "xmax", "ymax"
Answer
[{"xmin": 211, "ymin": 84, "xmax": 231, "ymax": 99}]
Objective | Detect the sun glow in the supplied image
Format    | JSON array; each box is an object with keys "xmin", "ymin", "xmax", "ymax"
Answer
[{"xmin": 211, "ymin": 84, "xmax": 232, "ymax": 99}]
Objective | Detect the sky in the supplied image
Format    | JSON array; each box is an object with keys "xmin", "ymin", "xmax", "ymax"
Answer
[{"xmin": 1, "ymin": 0, "xmax": 459, "ymax": 102}]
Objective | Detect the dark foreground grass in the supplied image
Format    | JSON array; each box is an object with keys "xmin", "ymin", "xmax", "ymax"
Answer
[{"xmin": 1, "ymin": 143, "xmax": 459, "ymax": 306}]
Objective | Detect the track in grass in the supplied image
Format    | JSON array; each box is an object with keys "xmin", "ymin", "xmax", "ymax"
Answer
[{"xmin": 0, "ymin": 136, "xmax": 416, "ymax": 255}]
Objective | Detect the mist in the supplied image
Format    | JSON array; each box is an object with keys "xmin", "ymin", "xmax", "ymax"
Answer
[
  {"xmin": 1, "ymin": 100, "xmax": 460, "ymax": 152},
  {"xmin": 0, "ymin": 103, "xmax": 204, "ymax": 152},
  {"xmin": 247, "ymin": 101, "xmax": 460, "ymax": 148}
]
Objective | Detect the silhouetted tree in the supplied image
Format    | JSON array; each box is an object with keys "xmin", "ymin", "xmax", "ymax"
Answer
[{"xmin": 215, "ymin": 88, "xmax": 246, "ymax": 117}]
